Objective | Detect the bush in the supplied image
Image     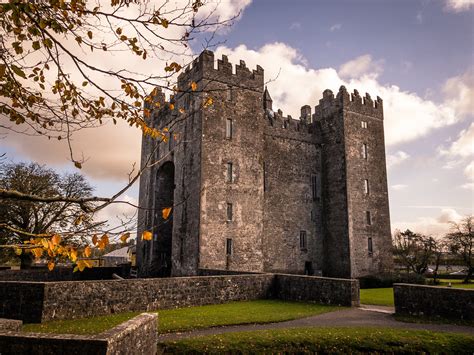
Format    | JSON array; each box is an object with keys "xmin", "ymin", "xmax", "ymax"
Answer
[{"xmin": 359, "ymin": 273, "xmax": 426, "ymax": 289}]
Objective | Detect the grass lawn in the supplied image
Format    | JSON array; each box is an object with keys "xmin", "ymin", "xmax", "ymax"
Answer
[
  {"xmin": 435, "ymin": 279, "xmax": 474, "ymax": 289},
  {"xmin": 159, "ymin": 327, "xmax": 474, "ymax": 354},
  {"xmin": 360, "ymin": 288, "xmax": 394, "ymax": 306},
  {"xmin": 23, "ymin": 300, "xmax": 341, "ymax": 335}
]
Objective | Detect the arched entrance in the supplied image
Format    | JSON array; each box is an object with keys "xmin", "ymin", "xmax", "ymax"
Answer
[{"xmin": 152, "ymin": 161, "xmax": 175, "ymax": 277}]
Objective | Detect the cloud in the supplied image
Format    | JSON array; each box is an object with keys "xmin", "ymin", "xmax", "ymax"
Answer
[
  {"xmin": 439, "ymin": 122, "xmax": 474, "ymax": 158},
  {"xmin": 444, "ymin": 0, "xmax": 474, "ymax": 12},
  {"xmin": 387, "ymin": 151, "xmax": 410, "ymax": 168},
  {"xmin": 214, "ymin": 42, "xmax": 464, "ymax": 146},
  {"xmin": 329, "ymin": 23, "xmax": 342, "ymax": 32},
  {"xmin": 197, "ymin": 0, "xmax": 253, "ymax": 29},
  {"xmin": 338, "ymin": 54, "xmax": 383, "ymax": 80},
  {"xmin": 443, "ymin": 67, "xmax": 474, "ymax": 118},
  {"xmin": 391, "ymin": 184, "xmax": 408, "ymax": 191},
  {"xmin": 97, "ymin": 194, "xmax": 138, "ymax": 238},
  {"xmin": 289, "ymin": 22, "xmax": 302, "ymax": 30},
  {"xmin": 416, "ymin": 12, "xmax": 423, "ymax": 24},
  {"xmin": 392, "ymin": 208, "xmax": 463, "ymax": 236}
]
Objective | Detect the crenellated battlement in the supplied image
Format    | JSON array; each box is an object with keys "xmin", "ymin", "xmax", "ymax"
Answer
[
  {"xmin": 314, "ymin": 86, "xmax": 383, "ymax": 120},
  {"xmin": 177, "ymin": 50, "xmax": 264, "ymax": 92},
  {"xmin": 264, "ymin": 106, "xmax": 317, "ymax": 137}
]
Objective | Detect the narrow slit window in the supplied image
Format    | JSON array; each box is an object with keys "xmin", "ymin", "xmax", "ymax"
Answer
[
  {"xmin": 227, "ymin": 162, "xmax": 233, "ymax": 183},
  {"xmin": 227, "ymin": 203, "xmax": 233, "ymax": 221},
  {"xmin": 366, "ymin": 211, "xmax": 372, "ymax": 225},
  {"xmin": 364, "ymin": 179, "xmax": 370, "ymax": 195},
  {"xmin": 227, "ymin": 86, "xmax": 234, "ymax": 101},
  {"xmin": 300, "ymin": 230, "xmax": 307, "ymax": 250},
  {"xmin": 362, "ymin": 143, "xmax": 368, "ymax": 159},
  {"xmin": 368, "ymin": 237, "xmax": 373, "ymax": 255},
  {"xmin": 311, "ymin": 175, "xmax": 318, "ymax": 200},
  {"xmin": 226, "ymin": 238, "xmax": 233, "ymax": 255},
  {"xmin": 226, "ymin": 118, "xmax": 233, "ymax": 139},
  {"xmin": 361, "ymin": 121, "xmax": 368, "ymax": 129},
  {"xmin": 263, "ymin": 162, "xmax": 267, "ymax": 192}
]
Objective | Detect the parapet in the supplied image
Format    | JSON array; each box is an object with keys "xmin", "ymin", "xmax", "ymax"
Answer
[
  {"xmin": 314, "ymin": 86, "xmax": 384, "ymax": 120},
  {"xmin": 177, "ymin": 50, "xmax": 264, "ymax": 91}
]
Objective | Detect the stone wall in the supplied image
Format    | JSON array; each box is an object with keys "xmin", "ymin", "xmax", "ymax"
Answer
[
  {"xmin": 394, "ymin": 284, "xmax": 474, "ymax": 320},
  {"xmin": 0, "ymin": 318, "xmax": 22, "ymax": 331},
  {"xmin": 0, "ymin": 274, "xmax": 358, "ymax": 323},
  {"xmin": 0, "ymin": 266, "xmax": 129, "ymax": 282},
  {"xmin": 0, "ymin": 313, "xmax": 157, "ymax": 355},
  {"xmin": 275, "ymin": 274, "xmax": 359, "ymax": 307}
]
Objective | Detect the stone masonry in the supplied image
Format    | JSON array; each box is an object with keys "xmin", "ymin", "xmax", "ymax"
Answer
[{"xmin": 136, "ymin": 50, "xmax": 393, "ymax": 279}]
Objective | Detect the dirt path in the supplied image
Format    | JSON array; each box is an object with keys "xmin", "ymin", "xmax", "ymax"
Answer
[{"xmin": 158, "ymin": 306, "xmax": 474, "ymax": 342}]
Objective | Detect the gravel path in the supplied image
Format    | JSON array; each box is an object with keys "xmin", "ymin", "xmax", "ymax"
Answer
[{"xmin": 158, "ymin": 306, "xmax": 474, "ymax": 342}]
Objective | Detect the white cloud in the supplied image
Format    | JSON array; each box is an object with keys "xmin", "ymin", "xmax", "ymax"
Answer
[
  {"xmin": 338, "ymin": 54, "xmax": 383, "ymax": 80},
  {"xmin": 289, "ymin": 22, "xmax": 302, "ymax": 30},
  {"xmin": 391, "ymin": 184, "xmax": 408, "ymax": 191},
  {"xmin": 416, "ymin": 12, "xmax": 423, "ymax": 24},
  {"xmin": 444, "ymin": 0, "xmax": 474, "ymax": 12},
  {"xmin": 392, "ymin": 208, "xmax": 463, "ymax": 236},
  {"xmin": 439, "ymin": 122, "xmax": 474, "ymax": 158},
  {"xmin": 387, "ymin": 151, "xmax": 410, "ymax": 168},
  {"xmin": 443, "ymin": 67, "xmax": 474, "ymax": 118},
  {"xmin": 97, "ymin": 195, "xmax": 138, "ymax": 238},
  {"xmin": 215, "ymin": 42, "xmax": 463, "ymax": 147},
  {"xmin": 197, "ymin": 0, "xmax": 253, "ymax": 29},
  {"xmin": 330, "ymin": 23, "xmax": 342, "ymax": 32}
]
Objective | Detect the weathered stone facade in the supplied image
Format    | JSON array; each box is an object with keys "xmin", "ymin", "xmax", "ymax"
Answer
[{"xmin": 137, "ymin": 50, "xmax": 393, "ymax": 279}]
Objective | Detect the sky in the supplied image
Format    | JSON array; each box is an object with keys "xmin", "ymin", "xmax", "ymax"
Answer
[{"xmin": 1, "ymin": 0, "xmax": 473, "ymax": 237}]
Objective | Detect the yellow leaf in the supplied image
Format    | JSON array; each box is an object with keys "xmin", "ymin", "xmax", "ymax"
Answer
[
  {"xmin": 52, "ymin": 234, "xmax": 61, "ymax": 246},
  {"xmin": 74, "ymin": 215, "xmax": 84, "ymax": 225},
  {"xmin": 142, "ymin": 230, "xmax": 152, "ymax": 241},
  {"xmin": 120, "ymin": 232, "xmax": 130, "ymax": 244},
  {"xmin": 162, "ymin": 207, "xmax": 172, "ymax": 220},
  {"xmin": 83, "ymin": 246, "xmax": 91, "ymax": 258},
  {"xmin": 92, "ymin": 234, "xmax": 98, "ymax": 245},
  {"xmin": 14, "ymin": 248, "xmax": 22, "ymax": 256},
  {"xmin": 70, "ymin": 249, "xmax": 78, "ymax": 262},
  {"xmin": 41, "ymin": 238, "xmax": 49, "ymax": 249},
  {"xmin": 191, "ymin": 81, "xmax": 197, "ymax": 91},
  {"xmin": 33, "ymin": 248, "xmax": 43, "ymax": 259},
  {"xmin": 47, "ymin": 261, "xmax": 55, "ymax": 271},
  {"xmin": 204, "ymin": 97, "xmax": 213, "ymax": 107},
  {"xmin": 76, "ymin": 260, "xmax": 86, "ymax": 272}
]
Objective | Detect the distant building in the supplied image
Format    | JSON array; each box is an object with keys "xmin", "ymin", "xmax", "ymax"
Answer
[
  {"xmin": 137, "ymin": 50, "xmax": 393, "ymax": 279},
  {"xmin": 101, "ymin": 246, "xmax": 132, "ymax": 267}
]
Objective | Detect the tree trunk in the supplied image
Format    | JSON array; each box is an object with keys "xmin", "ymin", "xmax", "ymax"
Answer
[{"xmin": 20, "ymin": 253, "xmax": 33, "ymax": 269}]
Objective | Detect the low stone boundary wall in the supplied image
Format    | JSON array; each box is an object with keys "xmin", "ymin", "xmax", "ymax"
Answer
[
  {"xmin": 0, "ymin": 318, "xmax": 22, "ymax": 331},
  {"xmin": 0, "ymin": 266, "xmax": 129, "ymax": 282},
  {"xmin": 275, "ymin": 274, "xmax": 359, "ymax": 307},
  {"xmin": 0, "ymin": 313, "xmax": 157, "ymax": 355},
  {"xmin": 394, "ymin": 283, "xmax": 474, "ymax": 321},
  {"xmin": 1, "ymin": 273, "xmax": 358, "ymax": 323}
]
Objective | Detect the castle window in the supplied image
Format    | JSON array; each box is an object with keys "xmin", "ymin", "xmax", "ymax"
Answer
[
  {"xmin": 226, "ymin": 238, "xmax": 233, "ymax": 255},
  {"xmin": 368, "ymin": 237, "xmax": 373, "ymax": 255},
  {"xmin": 300, "ymin": 230, "xmax": 307, "ymax": 250},
  {"xmin": 364, "ymin": 179, "xmax": 370, "ymax": 195},
  {"xmin": 361, "ymin": 121, "xmax": 368, "ymax": 129},
  {"xmin": 227, "ymin": 162, "xmax": 233, "ymax": 183},
  {"xmin": 366, "ymin": 211, "xmax": 372, "ymax": 225},
  {"xmin": 263, "ymin": 162, "xmax": 267, "ymax": 191},
  {"xmin": 226, "ymin": 118, "xmax": 233, "ymax": 139},
  {"xmin": 362, "ymin": 143, "xmax": 368, "ymax": 159},
  {"xmin": 227, "ymin": 203, "xmax": 233, "ymax": 221},
  {"xmin": 311, "ymin": 174, "xmax": 321, "ymax": 200},
  {"xmin": 227, "ymin": 86, "xmax": 234, "ymax": 102}
]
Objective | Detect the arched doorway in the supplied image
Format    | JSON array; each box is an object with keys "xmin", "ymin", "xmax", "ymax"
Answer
[{"xmin": 152, "ymin": 161, "xmax": 175, "ymax": 277}]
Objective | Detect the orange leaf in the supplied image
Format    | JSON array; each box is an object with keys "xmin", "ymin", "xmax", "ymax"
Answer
[
  {"xmin": 83, "ymin": 246, "xmax": 91, "ymax": 258},
  {"xmin": 51, "ymin": 234, "xmax": 61, "ymax": 246},
  {"xmin": 203, "ymin": 97, "xmax": 213, "ymax": 107},
  {"xmin": 191, "ymin": 81, "xmax": 197, "ymax": 91},
  {"xmin": 120, "ymin": 232, "xmax": 130, "ymax": 244},
  {"xmin": 70, "ymin": 249, "xmax": 78, "ymax": 262},
  {"xmin": 33, "ymin": 248, "xmax": 43, "ymax": 259},
  {"xmin": 47, "ymin": 261, "xmax": 55, "ymax": 271},
  {"xmin": 169, "ymin": 103, "xmax": 175, "ymax": 110},
  {"xmin": 142, "ymin": 230, "xmax": 152, "ymax": 241},
  {"xmin": 92, "ymin": 234, "xmax": 98, "ymax": 245},
  {"xmin": 41, "ymin": 238, "xmax": 49, "ymax": 249},
  {"xmin": 162, "ymin": 207, "xmax": 172, "ymax": 220}
]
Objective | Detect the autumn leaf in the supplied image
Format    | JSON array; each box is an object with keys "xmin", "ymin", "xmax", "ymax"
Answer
[
  {"xmin": 142, "ymin": 230, "xmax": 152, "ymax": 241},
  {"xmin": 52, "ymin": 234, "xmax": 61, "ymax": 246},
  {"xmin": 70, "ymin": 249, "xmax": 78, "ymax": 262},
  {"xmin": 83, "ymin": 246, "xmax": 92, "ymax": 258},
  {"xmin": 74, "ymin": 161, "xmax": 82, "ymax": 169},
  {"xmin": 14, "ymin": 248, "xmax": 22, "ymax": 256},
  {"xmin": 191, "ymin": 81, "xmax": 197, "ymax": 91},
  {"xmin": 11, "ymin": 65, "xmax": 26, "ymax": 79},
  {"xmin": 33, "ymin": 248, "xmax": 43, "ymax": 259},
  {"xmin": 169, "ymin": 103, "xmax": 175, "ymax": 110},
  {"xmin": 161, "ymin": 18, "xmax": 169, "ymax": 28},
  {"xmin": 203, "ymin": 97, "xmax": 213, "ymax": 107},
  {"xmin": 47, "ymin": 261, "xmax": 55, "ymax": 271},
  {"xmin": 92, "ymin": 234, "xmax": 98, "ymax": 245},
  {"xmin": 120, "ymin": 232, "xmax": 130, "ymax": 244},
  {"xmin": 41, "ymin": 238, "xmax": 49, "ymax": 249},
  {"xmin": 87, "ymin": 31, "xmax": 93, "ymax": 39},
  {"xmin": 162, "ymin": 207, "xmax": 172, "ymax": 220},
  {"xmin": 74, "ymin": 214, "xmax": 84, "ymax": 225}
]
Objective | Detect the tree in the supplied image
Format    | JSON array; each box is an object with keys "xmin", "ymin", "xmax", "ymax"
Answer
[
  {"xmin": 0, "ymin": 162, "xmax": 104, "ymax": 269},
  {"xmin": 0, "ymin": 0, "xmax": 238, "ymax": 264},
  {"xmin": 446, "ymin": 215, "xmax": 473, "ymax": 284},
  {"xmin": 393, "ymin": 229, "xmax": 440, "ymax": 276}
]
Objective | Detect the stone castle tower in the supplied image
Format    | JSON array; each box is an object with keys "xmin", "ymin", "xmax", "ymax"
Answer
[{"xmin": 136, "ymin": 50, "xmax": 393, "ymax": 279}]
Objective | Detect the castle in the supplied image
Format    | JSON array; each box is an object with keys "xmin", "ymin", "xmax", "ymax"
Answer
[{"xmin": 136, "ymin": 50, "xmax": 393, "ymax": 279}]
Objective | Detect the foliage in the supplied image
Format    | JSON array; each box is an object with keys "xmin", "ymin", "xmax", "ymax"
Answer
[
  {"xmin": 22, "ymin": 300, "xmax": 342, "ymax": 335},
  {"xmin": 446, "ymin": 216, "xmax": 474, "ymax": 283},
  {"xmin": 358, "ymin": 272, "xmax": 426, "ymax": 289},
  {"xmin": 0, "ymin": 162, "xmax": 103, "ymax": 269},
  {"xmin": 393, "ymin": 229, "xmax": 443, "ymax": 275},
  {"xmin": 159, "ymin": 327, "xmax": 474, "ymax": 354}
]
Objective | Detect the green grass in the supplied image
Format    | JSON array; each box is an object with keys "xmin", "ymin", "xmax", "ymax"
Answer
[
  {"xmin": 23, "ymin": 300, "xmax": 341, "ymax": 335},
  {"xmin": 360, "ymin": 287, "xmax": 394, "ymax": 306},
  {"xmin": 434, "ymin": 279, "xmax": 474, "ymax": 289},
  {"xmin": 159, "ymin": 327, "xmax": 474, "ymax": 354}
]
